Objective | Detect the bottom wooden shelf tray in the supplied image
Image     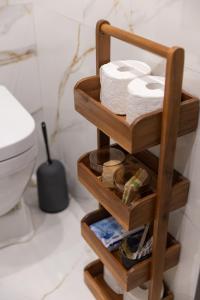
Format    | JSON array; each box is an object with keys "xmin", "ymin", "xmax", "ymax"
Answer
[
  {"xmin": 84, "ymin": 259, "xmax": 174, "ymax": 300},
  {"xmin": 82, "ymin": 209, "xmax": 181, "ymax": 291},
  {"xmin": 84, "ymin": 260, "xmax": 123, "ymax": 300}
]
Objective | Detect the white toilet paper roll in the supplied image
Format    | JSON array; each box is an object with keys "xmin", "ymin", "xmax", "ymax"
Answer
[
  {"xmin": 104, "ymin": 267, "xmax": 165, "ymax": 299},
  {"xmin": 124, "ymin": 281, "xmax": 165, "ymax": 300},
  {"xmin": 104, "ymin": 267, "xmax": 124, "ymax": 295},
  {"xmin": 126, "ymin": 75, "xmax": 165, "ymax": 124},
  {"xmin": 100, "ymin": 60, "xmax": 151, "ymax": 115}
]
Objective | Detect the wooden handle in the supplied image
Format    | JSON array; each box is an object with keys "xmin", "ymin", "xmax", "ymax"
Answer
[
  {"xmin": 149, "ymin": 47, "xmax": 185, "ymax": 300},
  {"xmin": 99, "ymin": 21, "xmax": 169, "ymax": 58}
]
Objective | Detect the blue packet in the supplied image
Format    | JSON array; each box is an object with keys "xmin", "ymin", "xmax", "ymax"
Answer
[{"xmin": 90, "ymin": 216, "xmax": 143, "ymax": 251}]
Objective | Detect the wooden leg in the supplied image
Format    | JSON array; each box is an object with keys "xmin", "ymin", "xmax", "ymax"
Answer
[
  {"xmin": 96, "ymin": 20, "xmax": 111, "ymax": 150},
  {"xmin": 149, "ymin": 47, "xmax": 184, "ymax": 300},
  {"xmin": 97, "ymin": 129, "xmax": 110, "ymax": 149}
]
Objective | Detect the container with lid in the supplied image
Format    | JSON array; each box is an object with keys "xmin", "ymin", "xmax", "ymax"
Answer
[{"xmin": 89, "ymin": 147, "xmax": 125, "ymax": 174}]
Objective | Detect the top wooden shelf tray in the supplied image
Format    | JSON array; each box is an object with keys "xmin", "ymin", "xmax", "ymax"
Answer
[{"xmin": 74, "ymin": 75, "xmax": 199, "ymax": 153}]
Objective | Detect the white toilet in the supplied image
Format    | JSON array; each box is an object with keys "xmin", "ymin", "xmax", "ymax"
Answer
[{"xmin": 0, "ymin": 86, "xmax": 37, "ymax": 248}]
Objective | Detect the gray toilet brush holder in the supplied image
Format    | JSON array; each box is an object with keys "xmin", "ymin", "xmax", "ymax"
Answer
[{"xmin": 37, "ymin": 122, "xmax": 69, "ymax": 213}]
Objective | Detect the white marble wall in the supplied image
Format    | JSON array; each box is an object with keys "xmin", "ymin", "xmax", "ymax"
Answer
[
  {"xmin": 0, "ymin": 0, "xmax": 45, "ymax": 167},
  {"xmin": 1, "ymin": 0, "xmax": 200, "ymax": 299},
  {"xmin": 0, "ymin": 1, "xmax": 41, "ymax": 113}
]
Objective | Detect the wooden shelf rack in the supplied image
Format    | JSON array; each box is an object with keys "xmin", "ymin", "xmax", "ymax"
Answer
[{"xmin": 74, "ymin": 19, "xmax": 199, "ymax": 300}]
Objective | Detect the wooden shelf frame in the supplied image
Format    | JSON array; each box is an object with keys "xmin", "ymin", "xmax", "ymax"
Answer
[{"xmin": 74, "ymin": 19, "xmax": 199, "ymax": 300}]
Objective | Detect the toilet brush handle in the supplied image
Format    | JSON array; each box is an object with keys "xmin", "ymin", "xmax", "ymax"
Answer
[{"xmin": 41, "ymin": 122, "xmax": 52, "ymax": 164}]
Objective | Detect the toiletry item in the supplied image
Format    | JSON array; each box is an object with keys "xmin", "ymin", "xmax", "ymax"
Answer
[
  {"xmin": 114, "ymin": 161, "xmax": 141, "ymax": 194},
  {"xmin": 100, "ymin": 60, "xmax": 151, "ymax": 115},
  {"xmin": 104, "ymin": 267, "xmax": 124, "ymax": 295},
  {"xmin": 135, "ymin": 224, "xmax": 150, "ymax": 260},
  {"xmin": 37, "ymin": 122, "xmax": 69, "ymax": 213},
  {"xmin": 126, "ymin": 75, "xmax": 165, "ymax": 124},
  {"xmin": 89, "ymin": 147, "xmax": 125, "ymax": 174},
  {"xmin": 122, "ymin": 168, "xmax": 149, "ymax": 205},
  {"xmin": 102, "ymin": 159, "xmax": 122, "ymax": 188},
  {"xmin": 90, "ymin": 216, "xmax": 143, "ymax": 251},
  {"xmin": 124, "ymin": 281, "xmax": 165, "ymax": 300},
  {"xmin": 119, "ymin": 228, "xmax": 152, "ymax": 269}
]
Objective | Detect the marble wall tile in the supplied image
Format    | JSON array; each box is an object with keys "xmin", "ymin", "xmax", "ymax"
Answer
[
  {"xmin": 34, "ymin": 0, "xmax": 89, "ymax": 23},
  {"xmin": 0, "ymin": 2, "xmax": 41, "ymax": 114},
  {"xmin": 128, "ymin": 0, "xmax": 200, "ymax": 73},
  {"xmin": 34, "ymin": 0, "xmax": 134, "ymax": 31},
  {"xmin": 166, "ymin": 210, "xmax": 200, "ymax": 300},
  {"xmin": 34, "ymin": 6, "xmax": 96, "ymax": 135},
  {"xmin": 34, "ymin": 6, "xmax": 97, "ymax": 198},
  {"xmin": 83, "ymin": 0, "xmax": 134, "ymax": 31}
]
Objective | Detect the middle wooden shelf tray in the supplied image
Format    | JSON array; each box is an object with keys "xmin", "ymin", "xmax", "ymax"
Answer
[
  {"xmin": 78, "ymin": 147, "xmax": 189, "ymax": 231},
  {"xmin": 81, "ymin": 209, "xmax": 181, "ymax": 291}
]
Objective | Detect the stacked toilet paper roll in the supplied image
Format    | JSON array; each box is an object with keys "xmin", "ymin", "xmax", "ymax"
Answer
[
  {"xmin": 124, "ymin": 281, "xmax": 165, "ymax": 300},
  {"xmin": 104, "ymin": 267, "xmax": 124, "ymax": 295},
  {"xmin": 100, "ymin": 60, "xmax": 151, "ymax": 115},
  {"xmin": 126, "ymin": 75, "xmax": 165, "ymax": 124},
  {"xmin": 104, "ymin": 267, "xmax": 165, "ymax": 299}
]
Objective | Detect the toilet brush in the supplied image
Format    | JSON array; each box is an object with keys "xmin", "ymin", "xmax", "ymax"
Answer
[{"xmin": 37, "ymin": 122, "xmax": 69, "ymax": 213}]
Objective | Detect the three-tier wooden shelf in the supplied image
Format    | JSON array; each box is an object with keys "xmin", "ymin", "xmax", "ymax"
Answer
[{"xmin": 74, "ymin": 20, "xmax": 199, "ymax": 300}]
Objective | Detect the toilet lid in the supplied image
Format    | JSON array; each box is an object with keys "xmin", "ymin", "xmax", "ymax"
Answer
[{"xmin": 0, "ymin": 86, "xmax": 36, "ymax": 162}]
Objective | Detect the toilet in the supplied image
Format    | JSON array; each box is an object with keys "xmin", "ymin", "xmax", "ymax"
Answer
[{"xmin": 0, "ymin": 86, "xmax": 37, "ymax": 248}]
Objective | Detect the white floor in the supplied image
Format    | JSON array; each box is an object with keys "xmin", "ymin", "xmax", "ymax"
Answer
[{"xmin": 0, "ymin": 187, "xmax": 98, "ymax": 300}]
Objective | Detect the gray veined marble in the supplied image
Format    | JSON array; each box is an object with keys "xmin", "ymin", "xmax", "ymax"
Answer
[
  {"xmin": 51, "ymin": 24, "xmax": 95, "ymax": 144},
  {"xmin": 83, "ymin": 0, "xmax": 134, "ymax": 32},
  {"xmin": 0, "ymin": 3, "xmax": 31, "ymax": 35},
  {"xmin": 0, "ymin": 44, "xmax": 36, "ymax": 66}
]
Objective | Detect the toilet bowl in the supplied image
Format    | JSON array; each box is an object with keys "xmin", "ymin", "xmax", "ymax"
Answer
[{"xmin": 0, "ymin": 86, "xmax": 37, "ymax": 248}]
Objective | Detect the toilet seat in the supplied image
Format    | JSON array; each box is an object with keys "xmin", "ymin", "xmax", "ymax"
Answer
[
  {"xmin": 0, "ymin": 145, "xmax": 37, "ymax": 178},
  {"xmin": 0, "ymin": 86, "xmax": 36, "ymax": 162}
]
